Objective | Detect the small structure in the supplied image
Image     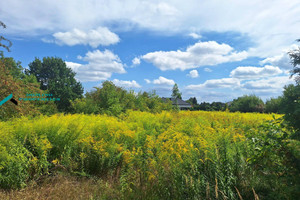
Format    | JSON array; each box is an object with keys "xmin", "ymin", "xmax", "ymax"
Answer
[{"xmin": 162, "ymin": 97, "xmax": 192, "ymax": 110}]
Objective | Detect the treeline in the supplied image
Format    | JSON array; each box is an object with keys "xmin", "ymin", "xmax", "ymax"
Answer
[
  {"xmin": 0, "ymin": 54, "xmax": 173, "ymax": 120},
  {"xmin": 187, "ymin": 93, "xmax": 295, "ymax": 114}
]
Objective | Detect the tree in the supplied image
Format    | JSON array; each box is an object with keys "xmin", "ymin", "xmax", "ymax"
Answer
[
  {"xmin": 229, "ymin": 95, "xmax": 264, "ymax": 113},
  {"xmin": 288, "ymin": 39, "xmax": 300, "ymax": 84},
  {"xmin": 171, "ymin": 83, "xmax": 182, "ymax": 99},
  {"xmin": 280, "ymin": 84, "xmax": 300, "ymax": 133},
  {"xmin": 0, "ymin": 21, "xmax": 12, "ymax": 53},
  {"xmin": 265, "ymin": 97, "xmax": 283, "ymax": 113},
  {"xmin": 27, "ymin": 57, "xmax": 83, "ymax": 112},
  {"xmin": 0, "ymin": 52, "xmax": 24, "ymax": 79},
  {"xmin": 187, "ymin": 97, "xmax": 198, "ymax": 107}
]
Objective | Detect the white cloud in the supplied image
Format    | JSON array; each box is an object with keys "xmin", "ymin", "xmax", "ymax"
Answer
[
  {"xmin": 188, "ymin": 32, "xmax": 201, "ymax": 39},
  {"xmin": 2, "ymin": 0, "xmax": 299, "ymax": 58},
  {"xmin": 230, "ymin": 65, "xmax": 283, "ymax": 79},
  {"xmin": 242, "ymin": 76, "xmax": 294, "ymax": 91},
  {"xmin": 1, "ymin": 0, "xmax": 300, "ymax": 58},
  {"xmin": 153, "ymin": 76, "xmax": 175, "ymax": 85},
  {"xmin": 132, "ymin": 57, "xmax": 141, "ymax": 65},
  {"xmin": 187, "ymin": 70, "xmax": 199, "ymax": 78},
  {"xmin": 112, "ymin": 79, "xmax": 141, "ymax": 88},
  {"xmin": 144, "ymin": 79, "xmax": 151, "ymax": 84},
  {"xmin": 260, "ymin": 53, "xmax": 293, "ymax": 70},
  {"xmin": 204, "ymin": 68, "xmax": 212, "ymax": 72},
  {"xmin": 52, "ymin": 27, "xmax": 119, "ymax": 48},
  {"xmin": 65, "ymin": 49, "xmax": 126, "ymax": 82},
  {"xmin": 142, "ymin": 41, "xmax": 248, "ymax": 71},
  {"xmin": 186, "ymin": 78, "xmax": 240, "ymax": 90}
]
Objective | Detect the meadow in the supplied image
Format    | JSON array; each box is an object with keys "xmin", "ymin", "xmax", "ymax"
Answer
[{"xmin": 0, "ymin": 111, "xmax": 299, "ymax": 199}]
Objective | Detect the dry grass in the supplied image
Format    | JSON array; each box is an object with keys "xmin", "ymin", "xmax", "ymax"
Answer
[{"xmin": 0, "ymin": 173, "xmax": 120, "ymax": 200}]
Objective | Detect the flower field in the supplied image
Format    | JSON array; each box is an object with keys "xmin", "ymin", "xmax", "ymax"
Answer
[{"xmin": 0, "ymin": 111, "xmax": 299, "ymax": 199}]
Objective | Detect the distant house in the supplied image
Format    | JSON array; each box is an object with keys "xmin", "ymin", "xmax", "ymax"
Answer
[{"xmin": 162, "ymin": 97, "xmax": 192, "ymax": 110}]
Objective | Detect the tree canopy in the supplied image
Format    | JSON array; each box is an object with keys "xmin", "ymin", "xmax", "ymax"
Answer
[
  {"xmin": 289, "ymin": 39, "xmax": 300, "ymax": 84},
  {"xmin": 171, "ymin": 83, "xmax": 182, "ymax": 99},
  {"xmin": 229, "ymin": 95, "xmax": 264, "ymax": 113},
  {"xmin": 27, "ymin": 57, "xmax": 83, "ymax": 112}
]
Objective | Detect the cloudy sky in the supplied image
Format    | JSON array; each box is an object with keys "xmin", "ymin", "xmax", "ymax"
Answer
[{"xmin": 1, "ymin": 0, "xmax": 299, "ymax": 102}]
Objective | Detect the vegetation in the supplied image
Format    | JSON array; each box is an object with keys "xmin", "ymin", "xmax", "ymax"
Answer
[
  {"xmin": 279, "ymin": 84, "xmax": 300, "ymax": 133},
  {"xmin": 265, "ymin": 97, "xmax": 283, "ymax": 114},
  {"xmin": 0, "ymin": 111, "xmax": 299, "ymax": 199},
  {"xmin": 229, "ymin": 95, "xmax": 264, "ymax": 113},
  {"xmin": 71, "ymin": 81, "xmax": 173, "ymax": 116},
  {"xmin": 171, "ymin": 83, "xmax": 182, "ymax": 99},
  {"xmin": 289, "ymin": 39, "xmax": 300, "ymax": 84},
  {"xmin": 27, "ymin": 57, "xmax": 84, "ymax": 112},
  {"xmin": 1, "ymin": 22, "xmax": 299, "ymax": 199}
]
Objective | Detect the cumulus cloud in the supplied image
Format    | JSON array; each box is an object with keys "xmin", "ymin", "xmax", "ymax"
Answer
[
  {"xmin": 242, "ymin": 76, "xmax": 293, "ymax": 91},
  {"xmin": 132, "ymin": 57, "xmax": 141, "ymax": 65},
  {"xmin": 240, "ymin": 76, "xmax": 295, "ymax": 99},
  {"xmin": 144, "ymin": 79, "xmax": 151, "ymax": 84},
  {"xmin": 204, "ymin": 68, "xmax": 212, "ymax": 72},
  {"xmin": 186, "ymin": 78, "xmax": 240, "ymax": 90},
  {"xmin": 260, "ymin": 53, "xmax": 293, "ymax": 70},
  {"xmin": 188, "ymin": 32, "xmax": 201, "ymax": 39},
  {"xmin": 52, "ymin": 27, "xmax": 119, "ymax": 48},
  {"xmin": 187, "ymin": 70, "xmax": 199, "ymax": 78},
  {"xmin": 1, "ymin": 0, "xmax": 300, "ymax": 57},
  {"xmin": 112, "ymin": 79, "xmax": 141, "ymax": 88},
  {"xmin": 141, "ymin": 41, "xmax": 248, "ymax": 71},
  {"xmin": 65, "ymin": 49, "xmax": 126, "ymax": 82},
  {"xmin": 230, "ymin": 65, "xmax": 283, "ymax": 79},
  {"xmin": 153, "ymin": 76, "xmax": 175, "ymax": 85}
]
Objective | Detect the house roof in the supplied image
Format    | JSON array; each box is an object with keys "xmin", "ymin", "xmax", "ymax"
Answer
[{"xmin": 162, "ymin": 97, "xmax": 191, "ymax": 106}]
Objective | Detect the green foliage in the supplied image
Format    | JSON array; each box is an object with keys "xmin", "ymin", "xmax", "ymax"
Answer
[
  {"xmin": 288, "ymin": 39, "xmax": 300, "ymax": 84},
  {"xmin": 71, "ymin": 81, "xmax": 172, "ymax": 116},
  {"xmin": 27, "ymin": 57, "xmax": 83, "ymax": 112},
  {"xmin": 0, "ymin": 55, "xmax": 59, "ymax": 120},
  {"xmin": 1, "ymin": 111, "xmax": 298, "ymax": 199},
  {"xmin": 0, "ymin": 60, "xmax": 40, "ymax": 120},
  {"xmin": 194, "ymin": 101, "xmax": 226, "ymax": 111},
  {"xmin": 279, "ymin": 84, "xmax": 300, "ymax": 133},
  {"xmin": 246, "ymin": 119, "xmax": 300, "ymax": 199},
  {"xmin": 186, "ymin": 97, "xmax": 197, "ymax": 107},
  {"xmin": 71, "ymin": 98, "xmax": 99, "ymax": 114},
  {"xmin": 171, "ymin": 83, "xmax": 182, "ymax": 100},
  {"xmin": 229, "ymin": 95, "xmax": 265, "ymax": 113},
  {"xmin": 265, "ymin": 96, "xmax": 283, "ymax": 113},
  {"xmin": 0, "ymin": 52, "xmax": 24, "ymax": 79}
]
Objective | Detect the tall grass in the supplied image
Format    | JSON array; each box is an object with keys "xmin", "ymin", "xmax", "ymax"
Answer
[{"xmin": 0, "ymin": 111, "xmax": 298, "ymax": 199}]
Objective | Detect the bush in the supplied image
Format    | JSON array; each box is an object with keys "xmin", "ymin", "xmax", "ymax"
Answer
[
  {"xmin": 229, "ymin": 95, "xmax": 264, "ymax": 113},
  {"xmin": 265, "ymin": 97, "xmax": 283, "ymax": 113}
]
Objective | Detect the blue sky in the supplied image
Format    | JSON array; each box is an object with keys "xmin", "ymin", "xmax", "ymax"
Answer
[{"xmin": 1, "ymin": 0, "xmax": 299, "ymax": 102}]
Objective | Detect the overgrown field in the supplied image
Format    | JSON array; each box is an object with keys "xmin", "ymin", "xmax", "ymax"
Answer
[{"xmin": 0, "ymin": 111, "xmax": 299, "ymax": 199}]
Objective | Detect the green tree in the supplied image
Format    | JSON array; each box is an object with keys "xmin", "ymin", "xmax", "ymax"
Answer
[
  {"xmin": 279, "ymin": 84, "xmax": 300, "ymax": 133},
  {"xmin": 229, "ymin": 95, "xmax": 265, "ymax": 113},
  {"xmin": 0, "ymin": 52, "xmax": 24, "ymax": 79},
  {"xmin": 86, "ymin": 81, "xmax": 124, "ymax": 116},
  {"xmin": 187, "ymin": 97, "xmax": 198, "ymax": 106},
  {"xmin": 265, "ymin": 97, "xmax": 283, "ymax": 113},
  {"xmin": 198, "ymin": 102, "xmax": 211, "ymax": 111},
  {"xmin": 27, "ymin": 57, "xmax": 83, "ymax": 112},
  {"xmin": 171, "ymin": 83, "xmax": 182, "ymax": 100},
  {"xmin": 288, "ymin": 39, "xmax": 300, "ymax": 84}
]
